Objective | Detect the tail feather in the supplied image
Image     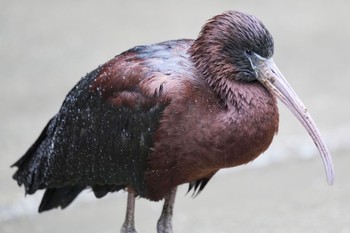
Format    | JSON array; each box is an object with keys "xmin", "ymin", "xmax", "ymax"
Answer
[
  {"xmin": 187, "ymin": 172, "xmax": 217, "ymax": 197},
  {"xmin": 12, "ymin": 116, "xmax": 126, "ymax": 212},
  {"xmin": 92, "ymin": 184, "xmax": 126, "ymax": 198},
  {"xmin": 39, "ymin": 185, "xmax": 85, "ymax": 212},
  {"xmin": 39, "ymin": 184, "xmax": 126, "ymax": 212},
  {"xmin": 12, "ymin": 118, "xmax": 54, "ymax": 169},
  {"xmin": 12, "ymin": 118, "xmax": 55, "ymax": 194}
]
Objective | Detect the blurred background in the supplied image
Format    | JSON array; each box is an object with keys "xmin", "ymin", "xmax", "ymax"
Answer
[{"xmin": 1, "ymin": 0, "xmax": 349, "ymax": 232}]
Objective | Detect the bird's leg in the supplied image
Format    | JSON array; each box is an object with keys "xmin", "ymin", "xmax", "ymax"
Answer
[
  {"xmin": 157, "ymin": 187, "xmax": 177, "ymax": 233},
  {"xmin": 121, "ymin": 191, "xmax": 137, "ymax": 233}
]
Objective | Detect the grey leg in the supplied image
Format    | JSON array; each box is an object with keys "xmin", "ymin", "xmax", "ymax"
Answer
[
  {"xmin": 157, "ymin": 187, "xmax": 177, "ymax": 233},
  {"xmin": 121, "ymin": 191, "xmax": 137, "ymax": 233}
]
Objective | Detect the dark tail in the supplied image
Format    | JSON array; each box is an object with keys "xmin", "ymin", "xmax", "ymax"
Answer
[
  {"xmin": 12, "ymin": 118, "xmax": 53, "ymax": 169},
  {"xmin": 39, "ymin": 185, "xmax": 85, "ymax": 212},
  {"xmin": 12, "ymin": 117, "xmax": 124, "ymax": 212},
  {"xmin": 12, "ymin": 118, "xmax": 55, "ymax": 194},
  {"xmin": 187, "ymin": 172, "xmax": 216, "ymax": 197},
  {"xmin": 38, "ymin": 184, "xmax": 126, "ymax": 212},
  {"xmin": 11, "ymin": 118, "xmax": 87, "ymax": 212}
]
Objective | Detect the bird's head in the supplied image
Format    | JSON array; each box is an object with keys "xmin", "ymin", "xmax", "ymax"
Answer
[{"xmin": 190, "ymin": 10, "xmax": 335, "ymax": 185}]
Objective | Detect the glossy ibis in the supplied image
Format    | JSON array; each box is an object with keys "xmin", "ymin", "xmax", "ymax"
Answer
[{"xmin": 12, "ymin": 10, "xmax": 334, "ymax": 233}]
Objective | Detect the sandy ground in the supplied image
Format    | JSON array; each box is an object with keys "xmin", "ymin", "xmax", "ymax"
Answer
[{"xmin": 1, "ymin": 0, "xmax": 350, "ymax": 232}]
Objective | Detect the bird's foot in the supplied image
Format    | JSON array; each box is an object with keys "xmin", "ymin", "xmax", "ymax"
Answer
[
  {"xmin": 157, "ymin": 218, "xmax": 173, "ymax": 233},
  {"xmin": 120, "ymin": 225, "xmax": 137, "ymax": 233}
]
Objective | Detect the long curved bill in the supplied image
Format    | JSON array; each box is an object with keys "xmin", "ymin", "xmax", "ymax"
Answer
[{"xmin": 252, "ymin": 55, "xmax": 334, "ymax": 185}]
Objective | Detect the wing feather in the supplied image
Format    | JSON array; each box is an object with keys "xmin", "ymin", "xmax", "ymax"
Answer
[
  {"xmin": 12, "ymin": 40, "xmax": 195, "ymax": 208},
  {"xmin": 13, "ymin": 50, "xmax": 169, "ymax": 196}
]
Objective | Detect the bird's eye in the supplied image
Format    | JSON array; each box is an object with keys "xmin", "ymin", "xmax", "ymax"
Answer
[{"xmin": 245, "ymin": 49, "xmax": 253, "ymax": 56}]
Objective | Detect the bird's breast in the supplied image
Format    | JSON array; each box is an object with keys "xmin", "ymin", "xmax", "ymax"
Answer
[
  {"xmin": 210, "ymin": 82, "xmax": 279, "ymax": 168},
  {"xmin": 144, "ymin": 81, "xmax": 278, "ymax": 200}
]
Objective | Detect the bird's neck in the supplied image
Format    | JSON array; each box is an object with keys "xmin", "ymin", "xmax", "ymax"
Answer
[
  {"xmin": 207, "ymin": 76, "xmax": 245, "ymax": 109},
  {"xmin": 189, "ymin": 37, "xmax": 243, "ymax": 107}
]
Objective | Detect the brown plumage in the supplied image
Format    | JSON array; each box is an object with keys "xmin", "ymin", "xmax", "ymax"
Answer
[{"xmin": 12, "ymin": 10, "xmax": 333, "ymax": 233}]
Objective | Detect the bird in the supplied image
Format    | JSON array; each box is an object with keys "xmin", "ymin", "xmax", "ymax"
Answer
[{"xmin": 12, "ymin": 10, "xmax": 334, "ymax": 233}]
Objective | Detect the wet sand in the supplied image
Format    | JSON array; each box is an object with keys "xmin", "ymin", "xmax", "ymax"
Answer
[{"xmin": 1, "ymin": 0, "xmax": 350, "ymax": 232}]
